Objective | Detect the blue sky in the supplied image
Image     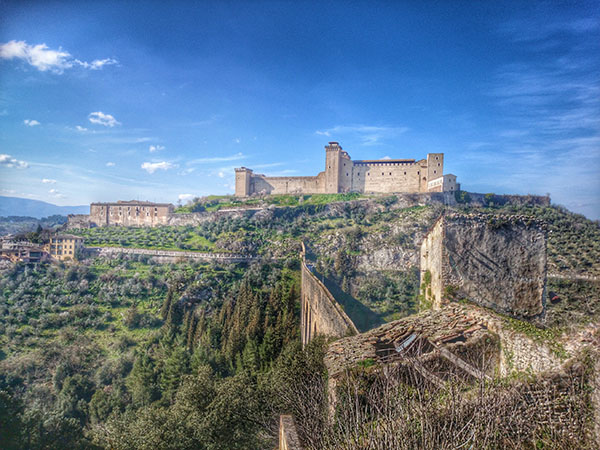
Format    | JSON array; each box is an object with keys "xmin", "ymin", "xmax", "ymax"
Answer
[{"xmin": 1, "ymin": 1, "xmax": 599, "ymax": 219}]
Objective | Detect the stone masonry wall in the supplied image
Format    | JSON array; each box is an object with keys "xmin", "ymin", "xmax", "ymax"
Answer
[
  {"xmin": 301, "ymin": 246, "xmax": 358, "ymax": 346},
  {"xmin": 421, "ymin": 213, "xmax": 547, "ymax": 320},
  {"xmin": 250, "ymin": 173, "xmax": 326, "ymax": 195}
]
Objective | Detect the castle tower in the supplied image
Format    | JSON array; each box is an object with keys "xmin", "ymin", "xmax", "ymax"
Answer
[
  {"xmin": 325, "ymin": 142, "xmax": 343, "ymax": 193},
  {"xmin": 235, "ymin": 167, "xmax": 253, "ymax": 197},
  {"xmin": 426, "ymin": 153, "xmax": 444, "ymax": 184}
]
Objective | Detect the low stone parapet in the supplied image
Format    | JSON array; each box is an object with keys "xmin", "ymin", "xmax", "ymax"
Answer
[{"xmin": 85, "ymin": 246, "xmax": 256, "ymax": 263}]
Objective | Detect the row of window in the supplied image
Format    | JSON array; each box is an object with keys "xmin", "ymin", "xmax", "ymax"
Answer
[{"xmin": 344, "ymin": 170, "xmax": 421, "ymax": 177}]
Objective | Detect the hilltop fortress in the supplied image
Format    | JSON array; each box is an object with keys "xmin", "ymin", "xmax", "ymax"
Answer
[{"xmin": 235, "ymin": 141, "xmax": 459, "ymax": 197}]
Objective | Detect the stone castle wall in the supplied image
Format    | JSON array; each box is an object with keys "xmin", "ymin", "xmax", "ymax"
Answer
[
  {"xmin": 301, "ymin": 245, "xmax": 358, "ymax": 346},
  {"xmin": 420, "ymin": 213, "xmax": 547, "ymax": 320},
  {"xmin": 250, "ymin": 173, "xmax": 326, "ymax": 196}
]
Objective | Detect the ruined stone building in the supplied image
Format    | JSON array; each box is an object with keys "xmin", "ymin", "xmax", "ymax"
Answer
[
  {"xmin": 420, "ymin": 213, "xmax": 547, "ymax": 320},
  {"xmin": 235, "ymin": 141, "xmax": 459, "ymax": 196}
]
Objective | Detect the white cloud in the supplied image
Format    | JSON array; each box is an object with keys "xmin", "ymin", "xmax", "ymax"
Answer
[
  {"xmin": 149, "ymin": 144, "xmax": 165, "ymax": 153},
  {"xmin": 218, "ymin": 171, "xmax": 225, "ymax": 178},
  {"xmin": 76, "ymin": 125, "xmax": 88, "ymax": 132},
  {"xmin": 0, "ymin": 154, "xmax": 28, "ymax": 169},
  {"xmin": 1, "ymin": 41, "xmax": 71, "ymax": 73},
  {"xmin": 106, "ymin": 162, "xmax": 115, "ymax": 167},
  {"xmin": 178, "ymin": 193, "xmax": 194, "ymax": 201},
  {"xmin": 1, "ymin": 189, "xmax": 16, "ymax": 195},
  {"xmin": 234, "ymin": 138, "xmax": 241, "ymax": 144},
  {"xmin": 48, "ymin": 188, "xmax": 65, "ymax": 199},
  {"xmin": 89, "ymin": 111, "xmax": 120, "ymax": 127},
  {"xmin": 141, "ymin": 161, "xmax": 176, "ymax": 174},
  {"xmin": 0, "ymin": 40, "xmax": 117, "ymax": 74},
  {"xmin": 179, "ymin": 168, "xmax": 195, "ymax": 175},
  {"xmin": 315, "ymin": 125, "xmax": 409, "ymax": 145},
  {"xmin": 42, "ymin": 178, "xmax": 56, "ymax": 184},
  {"xmin": 24, "ymin": 119, "xmax": 40, "ymax": 126}
]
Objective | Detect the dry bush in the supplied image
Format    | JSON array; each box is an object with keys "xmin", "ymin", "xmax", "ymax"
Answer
[{"xmin": 301, "ymin": 354, "xmax": 593, "ymax": 449}]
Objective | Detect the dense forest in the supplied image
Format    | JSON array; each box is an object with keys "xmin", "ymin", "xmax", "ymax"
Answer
[{"xmin": 1, "ymin": 195, "xmax": 599, "ymax": 448}]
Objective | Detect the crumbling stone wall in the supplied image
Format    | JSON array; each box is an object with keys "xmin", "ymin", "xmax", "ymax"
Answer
[
  {"xmin": 66, "ymin": 214, "xmax": 90, "ymax": 229},
  {"xmin": 420, "ymin": 213, "xmax": 547, "ymax": 320},
  {"xmin": 301, "ymin": 245, "xmax": 358, "ymax": 346}
]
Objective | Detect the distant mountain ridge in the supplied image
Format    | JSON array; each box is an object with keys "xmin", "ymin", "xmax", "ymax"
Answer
[{"xmin": 0, "ymin": 196, "xmax": 88, "ymax": 219}]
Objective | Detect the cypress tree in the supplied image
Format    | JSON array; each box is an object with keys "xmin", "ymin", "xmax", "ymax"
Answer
[{"xmin": 160, "ymin": 286, "xmax": 174, "ymax": 320}]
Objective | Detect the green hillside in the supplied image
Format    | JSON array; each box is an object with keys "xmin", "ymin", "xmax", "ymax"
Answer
[{"xmin": 1, "ymin": 196, "xmax": 599, "ymax": 448}]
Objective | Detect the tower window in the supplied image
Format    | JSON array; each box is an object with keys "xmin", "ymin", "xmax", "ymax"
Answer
[
  {"xmin": 382, "ymin": 172, "xmax": 384, "ymax": 176},
  {"xmin": 389, "ymin": 172, "xmax": 392, "ymax": 175}
]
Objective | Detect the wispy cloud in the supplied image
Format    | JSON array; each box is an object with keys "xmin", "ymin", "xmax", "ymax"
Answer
[
  {"xmin": 106, "ymin": 162, "xmax": 115, "ymax": 167},
  {"xmin": 75, "ymin": 125, "xmax": 89, "ymax": 132},
  {"xmin": 141, "ymin": 161, "xmax": 177, "ymax": 174},
  {"xmin": 0, "ymin": 40, "xmax": 117, "ymax": 74},
  {"xmin": 315, "ymin": 125, "xmax": 409, "ymax": 145},
  {"xmin": 42, "ymin": 178, "xmax": 56, "ymax": 184},
  {"xmin": 0, "ymin": 154, "xmax": 28, "ymax": 169},
  {"xmin": 75, "ymin": 58, "xmax": 118, "ymax": 70},
  {"xmin": 187, "ymin": 152, "xmax": 244, "ymax": 165},
  {"xmin": 479, "ymin": 17, "xmax": 600, "ymax": 218},
  {"xmin": 89, "ymin": 111, "xmax": 120, "ymax": 127},
  {"xmin": 149, "ymin": 144, "xmax": 165, "ymax": 153},
  {"xmin": 23, "ymin": 119, "xmax": 40, "ymax": 127},
  {"xmin": 48, "ymin": 188, "xmax": 65, "ymax": 199},
  {"xmin": 499, "ymin": 17, "xmax": 599, "ymax": 44}
]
